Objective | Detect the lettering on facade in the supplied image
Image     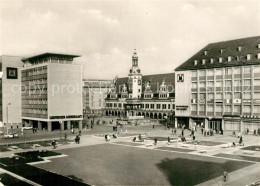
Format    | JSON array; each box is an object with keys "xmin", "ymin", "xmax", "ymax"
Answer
[
  {"xmin": 49, "ymin": 115, "xmax": 82, "ymax": 119},
  {"xmin": 176, "ymin": 105, "xmax": 188, "ymax": 110}
]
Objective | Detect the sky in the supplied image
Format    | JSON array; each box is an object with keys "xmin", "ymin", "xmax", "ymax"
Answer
[{"xmin": 1, "ymin": 0, "xmax": 260, "ymax": 79}]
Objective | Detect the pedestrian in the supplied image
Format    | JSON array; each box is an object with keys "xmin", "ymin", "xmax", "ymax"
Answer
[
  {"xmin": 193, "ymin": 135, "xmax": 195, "ymax": 141},
  {"xmin": 153, "ymin": 125, "xmax": 155, "ymax": 129},
  {"xmin": 223, "ymin": 171, "xmax": 228, "ymax": 182},
  {"xmin": 168, "ymin": 136, "xmax": 171, "ymax": 143},
  {"xmin": 239, "ymin": 136, "xmax": 243, "ymax": 146},
  {"xmin": 107, "ymin": 135, "xmax": 110, "ymax": 142},
  {"xmin": 64, "ymin": 132, "xmax": 67, "ymax": 140},
  {"xmin": 204, "ymin": 131, "xmax": 206, "ymax": 137},
  {"xmin": 105, "ymin": 135, "xmax": 108, "ymax": 142},
  {"xmin": 246, "ymin": 128, "xmax": 249, "ymax": 134},
  {"xmin": 181, "ymin": 129, "xmax": 184, "ymax": 136},
  {"xmin": 79, "ymin": 130, "xmax": 81, "ymax": 136},
  {"xmin": 154, "ymin": 138, "xmax": 158, "ymax": 145},
  {"xmin": 201, "ymin": 128, "xmax": 204, "ymax": 134},
  {"xmin": 51, "ymin": 140, "xmax": 56, "ymax": 149},
  {"xmin": 133, "ymin": 137, "xmax": 136, "ymax": 142},
  {"xmin": 174, "ymin": 128, "xmax": 177, "ymax": 135}
]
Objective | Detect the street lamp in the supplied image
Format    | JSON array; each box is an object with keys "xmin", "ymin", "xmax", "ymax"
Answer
[{"xmin": 6, "ymin": 103, "xmax": 11, "ymax": 134}]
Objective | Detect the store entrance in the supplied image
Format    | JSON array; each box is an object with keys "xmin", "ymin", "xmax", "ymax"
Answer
[{"xmin": 209, "ymin": 119, "xmax": 222, "ymax": 131}]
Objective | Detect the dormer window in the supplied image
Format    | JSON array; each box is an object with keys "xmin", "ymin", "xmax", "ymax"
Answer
[
  {"xmin": 204, "ymin": 50, "xmax": 208, "ymax": 55},
  {"xmin": 219, "ymin": 57, "xmax": 223, "ymax": 63},
  {"xmin": 194, "ymin": 60, "xmax": 198, "ymax": 66},
  {"xmin": 202, "ymin": 59, "xmax": 206, "ymax": 65},
  {"xmin": 210, "ymin": 58, "xmax": 214, "ymax": 64},
  {"xmin": 220, "ymin": 49, "xmax": 225, "ymax": 53},
  {"xmin": 238, "ymin": 46, "xmax": 242, "ymax": 51},
  {"xmin": 258, "ymin": 44, "xmax": 260, "ymax": 49},
  {"xmin": 228, "ymin": 56, "xmax": 232, "ymax": 62},
  {"xmin": 247, "ymin": 54, "xmax": 251, "ymax": 60}
]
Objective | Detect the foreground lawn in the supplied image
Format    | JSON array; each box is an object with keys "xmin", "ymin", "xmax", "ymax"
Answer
[{"xmin": 35, "ymin": 143, "xmax": 252, "ymax": 185}]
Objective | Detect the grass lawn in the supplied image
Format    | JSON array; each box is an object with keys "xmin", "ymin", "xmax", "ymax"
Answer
[
  {"xmin": 0, "ymin": 173, "xmax": 31, "ymax": 186},
  {"xmin": 34, "ymin": 143, "xmax": 252, "ymax": 185},
  {"xmin": 214, "ymin": 153, "xmax": 260, "ymax": 162},
  {"xmin": 242, "ymin": 145, "xmax": 260, "ymax": 151}
]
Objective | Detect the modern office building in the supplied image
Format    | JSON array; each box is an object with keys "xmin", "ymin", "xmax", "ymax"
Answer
[
  {"xmin": 105, "ymin": 50, "xmax": 175, "ymax": 122},
  {"xmin": 175, "ymin": 36, "xmax": 260, "ymax": 132},
  {"xmin": 21, "ymin": 53, "xmax": 83, "ymax": 131},
  {"xmin": 0, "ymin": 56, "xmax": 23, "ymax": 129}
]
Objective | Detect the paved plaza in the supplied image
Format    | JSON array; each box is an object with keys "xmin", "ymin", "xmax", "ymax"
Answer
[{"xmin": 1, "ymin": 124, "xmax": 260, "ymax": 185}]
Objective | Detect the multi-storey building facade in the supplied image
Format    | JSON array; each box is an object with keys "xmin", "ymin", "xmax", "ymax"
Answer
[
  {"xmin": 83, "ymin": 79, "xmax": 111, "ymax": 115},
  {"xmin": 0, "ymin": 56, "xmax": 23, "ymax": 129},
  {"xmin": 105, "ymin": 50, "xmax": 175, "ymax": 122},
  {"xmin": 21, "ymin": 53, "xmax": 83, "ymax": 131},
  {"xmin": 175, "ymin": 36, "xmax": 260, "ymax": 132}
]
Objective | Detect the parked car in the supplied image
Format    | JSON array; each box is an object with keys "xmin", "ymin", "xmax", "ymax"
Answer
[
  {"xmin": 22, "ymin": 126, "xmax": 33, "ymax": 130},
  {"xmin": 4, "ymin": 133, "xmax": 19, "ymax": 138}
]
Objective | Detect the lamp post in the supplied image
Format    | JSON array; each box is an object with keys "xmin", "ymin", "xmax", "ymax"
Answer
[{"xmin": 6, "ymin": 103, "xmax": 11, "ymax": 134}]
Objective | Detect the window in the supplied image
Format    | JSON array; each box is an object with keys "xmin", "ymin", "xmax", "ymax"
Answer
[
  {"xmin": 194, "ymin": 60, "xmax": 198, "ymax": 65},
  {"xmin": 253, "ymin": 66, "xmax": 260, "ymax": 73},
  {"xmin": 199, "ymin": 105, "xmax": 205, "ymax": 111},
  {"xmin": 238, "ymin": 46, "xmax": 242, "ymax": 51},
  {"xmin": 216, "ymin": 93, "xmax": 223, "ymax": 99},
  {"xmin": 208, "ymin": 93, "xmax": 214, "ymax": 100},
  {"xmin": 151, "ymin": 104, "xmax": 154, "ymax": 109},
  {"xmin": 162, "ymin": 104, "xmax": 167, "ymax": 109},
  {"xmin": 191, "ymin": 105, "xmax": 197, "ymax": 111},
  {"xmin": 225, "ymin": 68, "xmax": 232, "ymax": 75},
  {"xmin": 114, "ymin": 103, "xmax": 117, "ymax": 108},
  {"xmin": 233, "ymin": 67, "xmax": 241, "ymax": 74},
  {"xmin": 192, "ymin": 82, "xmax": 197, "ymax": 89},
  {"xmin": 146, "ymin": 104, "xmax": 149, "ymax": 109},
  {"xmin": 225, "ymin": 92, "xmax": 232, "ymax": 99},
  {"xmin": 202, "ymin": 59, "xmax": 206, "ymax": 65},
  {"xmin": 192, "ymin": 71, "xmax": 197, "ymax": 77},
  {"xmin": 204, "ymin": 51, "xmax": 208, "ymax": 55},
  {"xmin": 156, "ymin": 104, "xmax": 161, "ymax": 109},
  {"xmin": 258, "ymin": 53, "xmax": 260, "ymax": 59},
  {"xmin": 258, "ymin": 44, "xmax": 260, "ymax": 49},
  {"xmin": 254, "ymin": 92, "xmax": 260, "ymax": 99},
  {"xmin": 168, "ymin": 104, "xmax": 171, "ymax": 109},
  {"xmin": 244, "ymin": 105, "xmax": 251, "ymax": 113},
  {"xmin": 207, "ymin": 81, "xmax": 214, "ymax": 88},
  {"xmin": 200, "ymin": 93, "xmax": 206, "ymax": 100},
  {"xmin": 228, "ymin": 56, "xmax": 232, "ymax": 62},
  {"xmin": 138, "ymin": 89, "xmax": 140, "ymax": 92},
  {"xmin": 192, "ymin": 93, "xmax": 197, "ymax": 99},
  {"xmin": 210, "ymin": 58, "xmax": 214, "ymax": 64},
  {"xmin": 244, "ymin": 67, "xmax": 251, "ymax": 74},
  {"xmin": 215, "ymin": 69, "xmax": 223, "ymax": 75},
  {"xmin": 199, "ymin": 81, "xmax": 206, "ymax": 88},
  {"xmin": 207, "ymin": 69, "xmax": 214, "ymax": 76},
  {"xmin": 244, "ymin": 92, "xmax": 251, "ymax": 99},
  {"xmin": 253, "ymin": 105, "xmax": 260, "ymax": 113},
  {"xmin": 254, "ymin": 79, "xmax": 260, "ymax": 86},
  {"xmin": 234, "ymin": 105, "xmax": 241, "ymax": 113},
  {"xmin": 225, "ymin": 80, "xmax": 232, "ymax": 88},
  {"xmin": 219, "ymin": 57, "xmax": 223, "ymax": 63},
  {"xmin": 216, "ymin": 105, "xmax": 222, "ymax": 112},
  {"xmin": 208, "ymin": 105, "xmax": 214, "ymax": 112},
  {"xmin": 220, "ymin": 49, "xmax": 225, "ymax": 53},
  {"xmin": 247, "ymin": 54, "xmax": 251, "ymax": 60},
  {"xmin": 234, "ymin": 92, "xmax": 241, "ymax": 99},
  {"xmin": 225, "ymin": 105, "xmax": 232, "ymax": 112},
  {"xmin": 216, "ymin": 81, "xmax": 223, "ymax": 87},
  {"xmin": 244, "ymin": 79, "xmax": 251, "ymax": 86},
  {"xmin": 199, "ymin": 70, "xmax": 206, "ymax": 76}
]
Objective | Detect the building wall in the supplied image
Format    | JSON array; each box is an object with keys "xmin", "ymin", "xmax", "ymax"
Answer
[
  {"xmin": 1, "ymin": 56, "xmax": 23, "ymax": 127},
  {"xmin": 48, "ymin": 63, "xmax": 83, "ymax": 120},
  {"xmin": 175, "ymin": 70, "xmax": 192, "ymax": 117}
]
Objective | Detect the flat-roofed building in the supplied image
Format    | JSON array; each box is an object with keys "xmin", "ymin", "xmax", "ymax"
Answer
[
  {"xmin": 175, "ymin": 36, "xmax": 260, "ymax": 132},
  {"xmin": 0, "ymin": 56, "xmax": 23, "ymax": 129},
  {"xmin": 21, "ymin": 53, "xmax": 83, "ymax": 131}
]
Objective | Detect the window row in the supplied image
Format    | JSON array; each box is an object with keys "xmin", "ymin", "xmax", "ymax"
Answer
[
  {"xmin": 191, "ymin": 104, "xmax": 260, "ymax": 113},
  {"xmin": 192, "ymin": 92, "xmax": 260, "ymax": 100}
]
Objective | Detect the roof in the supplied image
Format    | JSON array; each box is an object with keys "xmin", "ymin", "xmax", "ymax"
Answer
[
  {"xmin": 115, "ymin": 72, "xmax": 175, "ymax": 94},
  {"xmin": 175, "ymin": 36, "xmax": 260, "ymax": 71},
  {"xmin": 22, "ymin": 53, "xmax": 80, "ymax": 62}
]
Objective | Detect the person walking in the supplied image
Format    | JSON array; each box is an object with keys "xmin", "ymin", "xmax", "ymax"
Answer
[
  {"xmin": 223, "ymin": 171, "xmax": 228, "ymax": 182},
  {"xmin": 154, "ymin": 138, "xmax": 158, "ymax": 145}
]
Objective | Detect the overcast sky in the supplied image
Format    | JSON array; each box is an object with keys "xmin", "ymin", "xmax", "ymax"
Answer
[{"xmin": 1, "ymin": 0, "xmax": 260, "ymax": 79}]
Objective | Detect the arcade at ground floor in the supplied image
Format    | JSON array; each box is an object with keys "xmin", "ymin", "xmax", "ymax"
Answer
[
  {"xmin": 175, "ymin": 116, "xmax": 260, "ymax": 133},
  {"xmin": 22, "ymin": 119, "xmax": 83, "ymax": 132},
  {"xmin": 104, "ymin": 109, "xmax": 174, "ymax": 120}
]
